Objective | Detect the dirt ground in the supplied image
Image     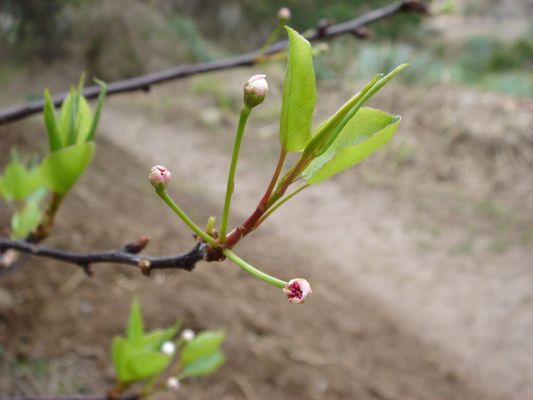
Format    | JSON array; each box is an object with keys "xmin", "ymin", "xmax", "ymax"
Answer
[{"xmin": 0, "ymin": 67, "xmax": 532, "ymax": 400}]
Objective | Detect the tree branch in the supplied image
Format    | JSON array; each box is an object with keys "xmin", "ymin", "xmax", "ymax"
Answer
[
  {"xmin": 0, "ymin": 0, "xmax": 427, "ymax": 125},
  {"xmin": 0, "ymin": 236, "xmax": 209, "ymax": 276},
  {"xmin": 1, "ymin": 396, "xmax": 139, "ymax": 400}
]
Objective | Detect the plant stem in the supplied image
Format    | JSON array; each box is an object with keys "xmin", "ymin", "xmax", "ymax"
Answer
[
  {"xmin": 219, "ymin": 105, "xmax": 252, "ymax": 244},
  {"xmin": 223, "ymin": 249, "xmax": 287, "ymax": 289},
  {"xmin": 223, "ymin": 150, "xmax": 286, "ymax": 248},
  {"xmin": 157, "ymin": 189, "xmax": 215, "ymax": 246},
  {"xmin": 256, "ymin": 184, "xmax": 308, "ymax": 227},
  {"xmin": 258, "ymin": 22, "xmax": 285, "ymax": 57}
]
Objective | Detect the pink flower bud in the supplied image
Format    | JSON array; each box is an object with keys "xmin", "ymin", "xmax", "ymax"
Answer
[
  {"xmin": 283, "ymin": 278, "xmax": 312, "ymax": 304},
  {"xmin": 277, "ymin": 7, "xmax": 291, "ymax": 21},
  {"xmin": 244, "ymin": 74, "xmax": 268, "ymax": 108},
  {"xmin": 149, "ymin": 165, "xmax": 171, "ymax": 190}
]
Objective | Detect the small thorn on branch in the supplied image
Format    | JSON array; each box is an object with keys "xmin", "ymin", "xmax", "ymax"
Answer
[
  {"xmin": 351, "ymin": 27, "xmax": 371, "ymax": 39},
  {"xmin": 79, "ymin": 262, "xmax": 94, "ymax": 276},
  {"xmin": 400, "ymin": 0, "xmax": 429, "ymax": 13},
  {"xmin": 123, "ymin": 236, "xmax": 150, "ymax": 254},
  {"xmin": 316, "ymin": 18, "xmax": 335, "ymax": 38}
]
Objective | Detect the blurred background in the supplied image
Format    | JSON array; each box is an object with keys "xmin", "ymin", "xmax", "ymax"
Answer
[{"xmin": 0, "ymin": 0, "xmax": 532, "ymax": 399}]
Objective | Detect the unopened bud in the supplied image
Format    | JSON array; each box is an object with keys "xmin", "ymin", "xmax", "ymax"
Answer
[
  {"xmin": 181, "ymin": 329, "xmax": 195, "ymax": 341},
  {"xmin": 277, "ymin": 7, "xmax": 291, "ymax": 22},
  {"xmin": 166, "ymin": 377, "xmax": 180, "ymax": 390},
  {"xmin": 161, "ymin": 341, "xmax": 176, "ymax": 356},
  {"xmin": 243, "ymin": 74, "xmax": 268, "ymax": 108},
  {"xmin": 149, "ymin": 165, "xmax": 171, "ymax": 190},
  {"xmin": 283, "ymin": 278, "xmax": 312, "ymax": 304}
]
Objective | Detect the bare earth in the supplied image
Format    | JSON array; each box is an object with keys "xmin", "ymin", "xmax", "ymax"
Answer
[{"xmin": 1, "ymin": 67, "xmax": 532, "ymax": 399}]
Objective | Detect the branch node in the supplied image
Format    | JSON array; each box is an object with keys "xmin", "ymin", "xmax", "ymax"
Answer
[{"xmin": 138, "ymin": 259, "xmax": 151, "ymax": 276}]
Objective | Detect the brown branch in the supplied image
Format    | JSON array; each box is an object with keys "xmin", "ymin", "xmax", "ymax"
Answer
[
  {"xmin": 0, "ymin": 236, "xmax": 209, "ymax": 276},
  {"xmin": 0, "ymin": 0, "xmax": 427, "ymax": 125}
]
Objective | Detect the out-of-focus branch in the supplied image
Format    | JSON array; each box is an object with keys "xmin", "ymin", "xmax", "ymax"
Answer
[
  {"xmin": 0, "ymin": 0, "xmax": 427, "ymax": 125},
  {"xmin": 0, "ymin": 236, "xmax": 209, "ymax": 276},
  {"xmin": 2, "ymin": 396, "xmax": 139, "ymax": 400}
]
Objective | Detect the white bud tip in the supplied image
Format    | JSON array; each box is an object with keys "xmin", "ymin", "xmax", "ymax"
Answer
[
  {"xmin": 278, "ymin": 7, "xmax": 291, "ymax": 21},
  {"xmin": 166, "ymin": 377, "xmax": 180, "ymax": 390},
  {"xmin": 149, "ymin": 165, "xmax": 171, "ymax": 190},
  {"xmin": 161, "ymin": 341, "xmax": 176, "ymax": 356},
  {"xmin": 244, "ymin": 74, "xmax": 268, "ymax": 107},
  {"xmin": 283, "ymin": 278, "xmax": 312, "ymax": 304},
  {"xmin": 181, "ymin": 329, "xmax": 195, "ymax": 341}
]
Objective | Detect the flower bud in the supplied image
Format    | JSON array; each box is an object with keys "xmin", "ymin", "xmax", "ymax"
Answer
[
  {"xmin": 181, "ymin": 328, "xmax": 195, "ymax": 342},
  {"xmin": 166, "ymin": 377, "xmax": 180, "ymax": 390},
  {"xmin": 243, "ymin": 74, "xmax": 268, "ymax": 108},
  {"xmin": 283, "ymin": 278, "xmax": 312, "ymax": 304},
  {"xmin": 149, "ymin": 165, "xmax": 171, "ymax": 190},
  {"xmin": 161, "ymin": 340, "xmax": 176, "ymax": 356},
  {"xmin": 277, "ymin": 7, "xmax": 291, "ymax": 22}
]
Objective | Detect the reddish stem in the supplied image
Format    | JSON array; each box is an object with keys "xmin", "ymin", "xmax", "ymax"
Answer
[{"xmin": 225, "ymin": 150, "xmax": 286, "ymax": 247}]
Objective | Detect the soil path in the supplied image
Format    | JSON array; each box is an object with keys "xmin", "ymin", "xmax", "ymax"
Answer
[{"xmin": 95, "ymin": 75, "xmax": 532, "ymax": 399}]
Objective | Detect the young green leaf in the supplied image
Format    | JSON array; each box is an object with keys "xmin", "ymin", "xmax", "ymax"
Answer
[
  {"xmin": 127, "ymin": 298, "xmax": 144, "ymax": 345},
  {"xmin": 0, "ymin": 160, "xmax": 43, "ymax": 201},
  {"xmin": 43, "ymin": 89, "xmax": 63, "ymax": 152},
  {"xmin": 39, "ymin": 142, "xmax": 95, "ymax": 195},
  {"xmin": 58, "ymin": 88, "xmax": 74, "ymax": 146},
  {"xmin": 74, "ymin": 96, "xmax": 93, "ymax": 144},
  {"xmin": 279, "ymin": 27, "xmax": 317, "ymax": 152},
  {"xmin": 112, "ymin": 336, "xmax": 137, "ymax": 383},
  {"xmin": 127, "ymin": 352, "xmax": 172, "ymax": 380},
  {"xmin": 304, "ymin": 63, "xmax": 409, "ymax": 159},
  {"xmin": 303, "ymin": 107, "xmax": 401, "ymax": 184},
  {"xmin": 141, "ymin": 321, "xmax": 180, "ymax": 352},
  {"xmin": 303, "ymin": 74, "xmax": 382, "ymax": 158},
  {"xmin": 180, "ymin": 351, "xmax": 225, "ymax": 378},
  {"xmin": 180, "ymin": 330, "xmax": 225, "ymax": 366},
  {"xmin": 86, "ymin": 79, "xmax": 107, "ymax": 142},
  {"xmin": 10, "ymin": 200, "xmax": 42, "ymax": 239}
]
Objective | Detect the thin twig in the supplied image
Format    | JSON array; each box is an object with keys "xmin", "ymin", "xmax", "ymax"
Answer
[
  {"xmin": 0, "ymin": 0, "xmax": 427, "ymax": 125},
  {"xmin": 0, "ymin": 237, "xmax": 209, "ymax": 275},
  {"xmin": 0, "ymin": 396, "xmax": 139, "ymax": 400}
]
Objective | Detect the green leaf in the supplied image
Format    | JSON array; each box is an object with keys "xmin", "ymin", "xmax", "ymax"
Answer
[
  {"xmin": 10, "ymin": 199, "xmax": 42, "ymax": 239},
  {"xmin": 86, "ymin": 79, "xmax": 107, "ymax": 142},
  {"xmin": 304, "ymin": 63, "xmax": 409, "ymax": 158},
  {"xmin": 74, "ymin": 96, "xmax": 93, "ymax": 144},
  {"xmin": 0, "ymin": 160, "xmax": 43, "ymax": 201},
  {"xmin": 303, "ymin": 107, "xmax": 401, "ymax": 184},
  {"xmin": 127, "ymin": 351, "xmax": 172, "ymax": 380},
  {"xmin": 43, "ymin": 89, "xmax": 63, "ymax": 152},
  {"xmin": 181, "ymin": 330, "xmax": 225, "ymax": 366},
  {"xmin": 141, "ymin": 321, "xmax": 180, "ymax": 352},
  {"xmin": 279, "ymin": 27, "xmax": 317, "ymax": 152},
  {"xmin": 58, "ymin": 88, "xmax": 74, "ymax": 145},
  {"xmin": 112, "ymin": 336, "xmax": 137, "ymax": 383},
  {"xmin": 39, "ymin": 142, "xmax": 95, "ymax": 195},
  {"xmin": 127, "ymin": 298, "xmax": 144, "ymax": 346},
  {"xmin": 180, "ymin": 351, "xmax": 225, "ymax": 378}
]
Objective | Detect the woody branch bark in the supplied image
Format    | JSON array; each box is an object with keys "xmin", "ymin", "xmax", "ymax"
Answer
[{"xmin": 0, "ymin": 237, "xmax": 209, "ymax": 276}]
